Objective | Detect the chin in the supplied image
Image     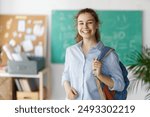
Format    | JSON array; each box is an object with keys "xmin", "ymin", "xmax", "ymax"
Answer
[{"xmin": 82, "ymin": 34, "xmax": 91, "ymax": 38}]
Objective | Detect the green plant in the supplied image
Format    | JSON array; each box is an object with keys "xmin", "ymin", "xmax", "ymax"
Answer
[{"xmin": 128, "ymin": 46, "xmax": 150, "ymax": 99}]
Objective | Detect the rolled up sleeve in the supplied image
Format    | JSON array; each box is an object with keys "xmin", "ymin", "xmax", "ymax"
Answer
[{"xmin": 104, "ymin": 52, "xmax": 125, "ymax": 91}]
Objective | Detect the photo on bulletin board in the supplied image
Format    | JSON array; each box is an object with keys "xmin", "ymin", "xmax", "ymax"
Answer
[{"xmin": 51, "ymin": 10, "xmax": 142, "ymax": 65}]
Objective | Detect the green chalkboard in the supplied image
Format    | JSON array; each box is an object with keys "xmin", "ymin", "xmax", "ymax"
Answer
[{"xmin": 51, "ymin": 10, "xmax": 142, "ymax": 65}]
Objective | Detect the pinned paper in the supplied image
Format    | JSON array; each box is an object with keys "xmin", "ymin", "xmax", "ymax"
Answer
[
  {"xmin": 2, "ymin": 44, "xmax": 14, "ymax": 60},
  {"xmin": 26, "ymin": 28, "xmax": 32, "ymax": 34},
  {"xmin": 33, "ymin": 20, "xmax": 43, "ymax": 24},
  {"xmin": 13, "ymin": 31, "xmax": 17, "ymax": 38},
  {"xmin": 15, "ymin": 16, "xmax": 27, "ymax": 20},
  {"xmin": 12, "ymin": 53, "xmax": 23, "ymax": 61},
  {"xmin": 14, "ymin": 45, "xmax": 21, "ymax": 53},
  {"xmin": 9, "ymin": 39, "xmax": 16, "ymax": 47},
  {"xmin": 21, "ymin": 39, "xmax": 33, "ymax": 52},
  {"xmin": 33, "ymin": 24, "xmax": 44, "ymax": 37},
  {"xmin": 30, "ymin": 35, "xmax": 36, "ymax": 41},
  {"xmin": 6, "ymin": 18, "xmax": 13, "ymax": 30},
  {"xmin": 25, "ymin": 34, "xmax": 36, "ymax": 41},
  {"xmin": 18, "ymin": 20, "xmax": 26, "ymax": 32},
  {"xmin": 34, "ymin": 42, "xmax": 43, "ymax": 57}
]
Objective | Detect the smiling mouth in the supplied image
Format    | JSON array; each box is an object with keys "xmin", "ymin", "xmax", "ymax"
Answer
[{"xmin": 82, "ymin": 30, "xmax": 90, "ymax": 34}]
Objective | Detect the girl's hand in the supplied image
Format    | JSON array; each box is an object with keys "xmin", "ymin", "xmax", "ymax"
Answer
[
  {"xmin": 92, "ymin": 58, "xmax": 102, "ymax": 78},
  {"xmin": 64, "ymin": 81, "xmax": 78, "ymax": 100},
  {"xmin": 67, "ymin": 87, "xmax": 78, "ymax": 100}
]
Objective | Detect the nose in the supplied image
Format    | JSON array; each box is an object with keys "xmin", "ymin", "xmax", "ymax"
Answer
[{"xmin": 83, "ymin": 23, "xmax": 88, "ymax": 28}]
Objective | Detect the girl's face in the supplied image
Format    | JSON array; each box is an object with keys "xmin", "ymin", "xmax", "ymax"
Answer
[{"xmin": 77, "ymin": 13, "xmax": 98, "ymax": 40}]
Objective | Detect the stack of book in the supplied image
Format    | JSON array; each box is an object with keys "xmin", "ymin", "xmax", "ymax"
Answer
[{"xmin": 15, "ymin": 78, "xmax": 38, "ymax": 92}]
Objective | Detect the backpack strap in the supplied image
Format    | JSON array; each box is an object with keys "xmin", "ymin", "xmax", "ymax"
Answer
[
  {"xmin": 97, "ymin": 46, "xmax": 114, "ymax": 61},
  {"xmin": 95, "ymin": 46, "xmax": 114, "ymax": 100},
  {"xmin": 95, "ymin": 78, "xmax": 106, "ymax": 100}
]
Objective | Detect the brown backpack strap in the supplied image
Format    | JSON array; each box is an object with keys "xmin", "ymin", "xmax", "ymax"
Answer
[{"xmin": 95, "ymin": 78, "xmax": 106, "ymax": 100}]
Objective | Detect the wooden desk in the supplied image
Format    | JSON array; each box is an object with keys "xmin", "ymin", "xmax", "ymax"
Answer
[{"xmin": 0, "ymin": 67, "xmax": 48, "ymax": 100}]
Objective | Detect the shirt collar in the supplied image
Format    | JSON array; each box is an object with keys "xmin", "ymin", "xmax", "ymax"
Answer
[
  {"xmin": 95, "ymin": 41, "xmax": 104, "ymax": 51},
  {"xmin": 76, "ymin": 40, "xmax": 104, "ymax": 51},
  {"xmin": 77, "ymin": 41, "xmax": 83, "ymax": 48}
]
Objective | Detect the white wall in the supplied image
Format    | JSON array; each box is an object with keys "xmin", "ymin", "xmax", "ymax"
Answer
[{"xmin": 0, "ymin": 0, "xmax": 150, "ymax": 100}]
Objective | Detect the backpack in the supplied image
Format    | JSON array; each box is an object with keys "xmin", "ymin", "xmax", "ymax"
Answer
[{"xmin": 97, "ymin": 46, "xmax": 129, "ymax": 100}]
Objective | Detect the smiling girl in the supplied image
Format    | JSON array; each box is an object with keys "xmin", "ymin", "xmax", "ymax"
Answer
[{"xmin": 62, "ymin": 8, "xmax": 125, "ymax": 100}]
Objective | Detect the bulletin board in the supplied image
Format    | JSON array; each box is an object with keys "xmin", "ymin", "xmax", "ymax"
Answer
[
  {"xmin": 51, "ymin": 10, "xmax": 142, "ymax": 65},
  {"xmin": 0, "ymin": 15, "xmax": 47, "ymax": 66}
]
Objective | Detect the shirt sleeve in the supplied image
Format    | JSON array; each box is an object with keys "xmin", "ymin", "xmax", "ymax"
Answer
[
  {"xmin": 61, "ymin": 48, "xmax": 70, "ymax": 86},
  {"xmin": 104, "ymin": 51, "xmax": 125, "ymax": 91}
]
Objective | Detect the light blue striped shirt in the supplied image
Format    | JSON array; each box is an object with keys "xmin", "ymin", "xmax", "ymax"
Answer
[{"xmin": 62, "ymin": 41, "xmax": 125, "ymax": 100}]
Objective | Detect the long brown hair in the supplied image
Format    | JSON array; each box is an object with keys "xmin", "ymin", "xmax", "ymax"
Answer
[{"xmin": 75, "ymin": 8, "xmax": 101, "ymax": 43}]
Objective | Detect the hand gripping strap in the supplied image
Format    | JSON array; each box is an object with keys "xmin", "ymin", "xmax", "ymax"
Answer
[{"xmin": 96, "ymin": 46, "xmax": 114, "ymax": 100}]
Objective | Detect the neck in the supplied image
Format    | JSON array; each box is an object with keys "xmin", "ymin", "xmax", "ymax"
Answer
[{"xmin": 82, "ymin": 38, "xmax": 97, "ymax": 55}]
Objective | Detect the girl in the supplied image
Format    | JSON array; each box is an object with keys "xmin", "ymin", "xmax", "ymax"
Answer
[{"xmin": 62, "ymin": 8, "xmax": 125, "ymax": 100}]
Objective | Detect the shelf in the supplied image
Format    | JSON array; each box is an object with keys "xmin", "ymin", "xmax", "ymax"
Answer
[
  {"xmin": 0, "ymin": 67, "xmax": 48, "ymax": 100},
  {"xmin": 0, "ymin": 67, "xmax": 48, "ymax": 78}
]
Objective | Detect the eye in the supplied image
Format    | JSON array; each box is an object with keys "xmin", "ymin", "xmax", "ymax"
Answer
[
  {"xmin": 78, "ymin": 22, "xmax": 84, "ymax": 25},
  {"xmin": 87, "ymin": 21, "xmax": 93, "ymax": 24}
]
